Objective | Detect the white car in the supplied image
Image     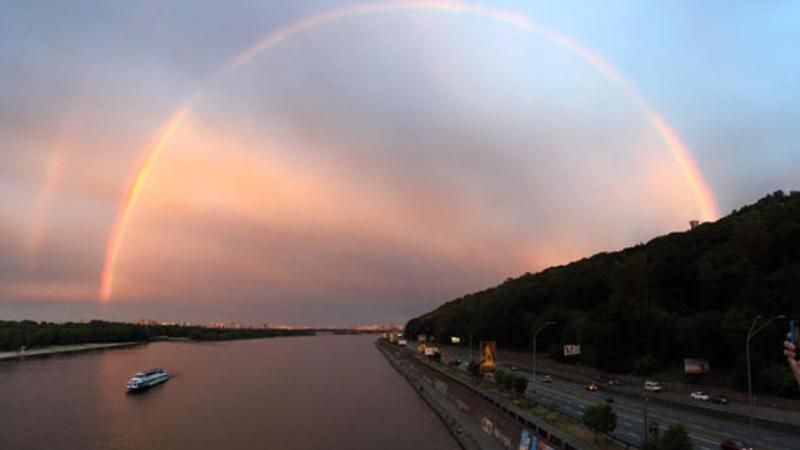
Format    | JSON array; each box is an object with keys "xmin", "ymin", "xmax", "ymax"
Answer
[
  {"xmin": 690, "ymin": 391, "xmax": 710, "ymax": 401},
  {"xmin": 644, "ymin": 381, "xmax": 663, "ymax": 392}
]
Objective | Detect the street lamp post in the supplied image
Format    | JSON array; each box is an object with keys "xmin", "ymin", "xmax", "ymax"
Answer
[
  {"xmin": 642, "ymin": 391, "xmax": 649, "ymax": 445},
  {"xmin": 746, "ymin": 314, "xmax": 786, "ymax": 436},
  {"xmin": 532, "ymin": 321, "xmax": 556, "ymax": 391},
  {"xmin": 468, "ymin": 332, "xmax": 473, "ymax": 363}
]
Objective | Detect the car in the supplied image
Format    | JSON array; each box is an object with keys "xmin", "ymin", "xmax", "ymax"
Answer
[
  {"xmin": 710, "ymin": 394, "xmax": 729, "ymax": 405},
  {"xmin": 608, "ymin": 378, "xmax": 624, "ymax": 386},
  {"xmin": 690, "ymin": 391, "xmax": 710, "ymax": 401},
  {"xmin": 511, "ymin": 365, "xmax": 518, "ymax": 372},
  {"xmin": 644, "ymin": 380, "xmax": 663, "ymax": 393},
  {"xmin": 604, "ymin": 396, "xmax": 615, "ymax": 403},
  {"xmin": 594, "ymin": 375, "xmax": 609, "ymax": 383},
  {"xmin": 542, "ymin": 375, "xmax": 553, "ymax": 383},
  {"xmin": 585, "ymin": 383, "xmax": 599, "ymax": 392},
  {"xmin": 719, "ymin": 438, "xmax": 753, "ymax": 450}
]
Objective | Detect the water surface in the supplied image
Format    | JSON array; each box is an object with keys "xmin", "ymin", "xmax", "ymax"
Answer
[{"xmin": 0, "ymin": 334, "xmax": 459, "ymax": 450}]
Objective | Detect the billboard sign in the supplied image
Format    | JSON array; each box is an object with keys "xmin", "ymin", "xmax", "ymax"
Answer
[
  {"xmin": 479, "ymin": 341, "xmax": 497, "ymax": 374},
  {"xmin": 563, "ymin": 344, "xmax": 581, "ymax": 357},
  {"xmin": 684, "ymin": 358, "xmax": 710, "ymax": 374},
  {"xmin": 518, "ymin": 429, "xmax": 537, "ymax": 450},
  {"xmin": 537, "ymin": 441, "xmax": 556, "ymax": 450},
  {"xmin": 424, "ymin": 346, "xmax": 439, "ymax": 356}
]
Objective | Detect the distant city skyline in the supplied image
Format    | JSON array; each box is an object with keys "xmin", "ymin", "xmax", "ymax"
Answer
[{"xmin": 1, "ymin": 0, "xmax": 798, "ymax": 325}]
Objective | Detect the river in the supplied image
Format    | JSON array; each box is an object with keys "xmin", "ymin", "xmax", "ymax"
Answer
[{"xmin": 0, "ymin": 334, "xmax": 460, "ymax": 450}]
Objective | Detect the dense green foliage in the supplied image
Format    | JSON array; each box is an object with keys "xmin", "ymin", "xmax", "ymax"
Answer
[
  {"xmin": 467, "ymin": 361, "xmax": 481, "ymax": 377},
  {"xmin": 406, "ymin": 191, "xmax": 800, "ymax": 396},
  {"xmin": 0, "ymin": 320, "xmax": 313, "ymax": 351},
  {"xmin": 494, "ymin": 369, "xmax": 529, "ymax": 395},
  {"xmin": 581, "ymin": 403, "xmax": 617, "ymax": 436}
]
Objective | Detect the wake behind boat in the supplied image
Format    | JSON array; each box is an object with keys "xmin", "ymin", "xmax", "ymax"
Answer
[{"xmin": 126, "ymin": 368, "xmax": 169, "ymax": 393}]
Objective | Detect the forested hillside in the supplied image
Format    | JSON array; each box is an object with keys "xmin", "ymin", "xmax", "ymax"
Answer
[{"xmin": 406, "ymin": 191, "xmax": 800, "ymax": 396}]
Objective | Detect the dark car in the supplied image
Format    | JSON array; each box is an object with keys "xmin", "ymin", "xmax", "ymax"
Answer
[
  {"xmin": 710, "ymin": 394, "xmax": 729, "ymax": 405},
  {"xmin": 720, "ymin": 438, "xmax": 752, "ymax": 450},
  {"xmin": 604, "ymin": 396, "xmax": 615, "ymax": 403}
]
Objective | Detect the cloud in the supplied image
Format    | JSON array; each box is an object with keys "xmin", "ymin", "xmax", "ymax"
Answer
[{"xmin": 4, "ymin": 0, "xmax": 793, "ymax": 324}]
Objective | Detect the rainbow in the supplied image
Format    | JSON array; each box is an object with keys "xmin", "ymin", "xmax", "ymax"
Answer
[{"xmin": 99, "ymin": 0, "xmax": 719, "ymax": 302}]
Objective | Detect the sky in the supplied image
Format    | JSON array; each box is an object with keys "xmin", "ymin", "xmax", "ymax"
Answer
[{"xmin": 1, "ymin": 0, "xmax": 798, "ymax": 326}]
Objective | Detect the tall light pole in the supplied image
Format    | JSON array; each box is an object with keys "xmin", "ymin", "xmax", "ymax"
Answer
[
  {"xmin": 532, "ymin": 321, "xmax": 556, "ymax": 390},
  {"xmin": 468, "ymin": 332, "xmax": 473, "ymax": 363},
  {"xmin": 642, "ymin": 389, "xmax": 649, "ymax": 445},
  {"xmin": 746, "ymin": 314, "xmax": 786, "ymax": 436}
]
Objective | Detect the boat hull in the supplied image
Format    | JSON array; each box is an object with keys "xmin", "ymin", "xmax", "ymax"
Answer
[{"xmin": 126, "ymin": 374, "xmax": 169, "ymax": 393}]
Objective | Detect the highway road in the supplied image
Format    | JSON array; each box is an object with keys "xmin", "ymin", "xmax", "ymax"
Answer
[{"xmin": 438, "ymin": 347, "xmax": 800, "ymax": 450}]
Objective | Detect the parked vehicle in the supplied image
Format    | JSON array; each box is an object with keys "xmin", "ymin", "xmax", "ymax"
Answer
[
  {"xmin": 608, "ymin": 378, "xmax": 624, "ymax": 386},
  {"xmin": 644, "ymin": 380, "xmax": 663, "ymax": 393},
  {"xmin": 542, "ymin": 375, "xmax": 553, "ymax": 383},
  {"xmin": 710, "ymin": 394, "xmax": 729, "ymax": 405},
  {"xmin": 604, "ymin": 396, "xmax": 615, "ymax": 403},
  {"xmin": 690, "ymin": 391, "xmax": 710, "ymax": 401}
]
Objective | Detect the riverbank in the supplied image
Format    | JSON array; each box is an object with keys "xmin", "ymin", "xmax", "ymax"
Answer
[
  {"xmin": 376, "ymin": 340, "xmax": 598, "ymax": 450},
  {"xmin": 0, "ymin": 341, "xmax": 144, "ymax": 361},
  {"xmin": 375, "ymin": 340, "xmax": 498, "ymax": 450}
]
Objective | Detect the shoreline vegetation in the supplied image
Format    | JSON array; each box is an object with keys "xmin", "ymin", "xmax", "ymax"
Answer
[
  {"xmin": 0, "ymin": 341, "xmax": 143, "ymax": 361},
  {"xmin": 0, "ymin": 320, "xmax": 315, "ymax": 356}
]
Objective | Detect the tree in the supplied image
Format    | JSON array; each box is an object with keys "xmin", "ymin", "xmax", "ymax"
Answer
[
  {"xmin": 661, "ymin": 424, "xmax": 692, "ymax": 450},
  {"xmin": 502, "ymin": 374, "xmax": 515, "ymax": 392},
  {"xmin": 634, "ymin": 354, "xmax": 661, "ymax": 376},
  {"xmin": 513, "ymin": 374, "xmax": 529, "ymax": 396},
  {"xmin": 495, "ymin": 369, "xmax": 507, "ymax": 388},
  {"xmin": 468, "ymin": 361, "xmax": 481, "ymax": 378},
  {"xmin": 643, "ymin": 424, "xmax": 693, "ymax": 450},
  {"xmin": 581, "ymin": 404, "xmax": 617, "ymax": 438}
]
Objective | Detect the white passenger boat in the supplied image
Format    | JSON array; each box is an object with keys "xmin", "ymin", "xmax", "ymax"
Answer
[{"xmin": 126, "ymin": 368, "xmax": 169, "ymax": 392}]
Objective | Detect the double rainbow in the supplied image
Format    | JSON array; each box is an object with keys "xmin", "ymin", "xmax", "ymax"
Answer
[{"xmin": 99, "ymin": 1, "xmax": 719, "ymax": 302}]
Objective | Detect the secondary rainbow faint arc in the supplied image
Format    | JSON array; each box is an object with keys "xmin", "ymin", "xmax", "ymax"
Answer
[{"xmin": 99, "ymin": 0, "xmax": 720, "ymax": 302}]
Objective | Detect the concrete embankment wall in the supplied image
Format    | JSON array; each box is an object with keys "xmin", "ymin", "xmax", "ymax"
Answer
[
  {"xmin": 377, "ymin": 341, "xmax": 589, "ymax": 450},
  {"xmin": 377, "ymin": 342, "xmax": 486, "ymax": 450}
]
